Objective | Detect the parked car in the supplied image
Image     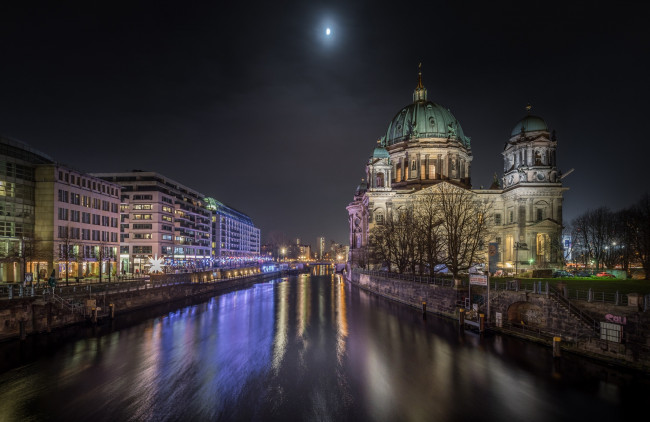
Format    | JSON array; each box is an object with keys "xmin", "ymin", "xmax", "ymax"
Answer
[
  {"xmin": 552, "ymin": 270, "xmax": 573, "ymax": 278},
  {"xmin": 573, "ymin": 271, "xmax": 592, "ymax": 277},
  {"xmin": 596, "ymin": 272, "xmax": 616, "ymax": 278}
]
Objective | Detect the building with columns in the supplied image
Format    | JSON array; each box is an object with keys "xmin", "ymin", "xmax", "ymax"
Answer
[{"xmin": 347, "ymin": 69, "xmax": 567, "ymax": 274}]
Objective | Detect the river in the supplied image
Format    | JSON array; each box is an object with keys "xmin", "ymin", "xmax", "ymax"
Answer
[{"xmin": 0, "ymin": 271, "xmax": 647, "ymax": 421}]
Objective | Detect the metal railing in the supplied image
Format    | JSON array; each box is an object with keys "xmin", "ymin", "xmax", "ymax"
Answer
[
  {"xmin": 357, "ymin": 269, "xmax": 460, "ymax": 288},
  {"xmin": 548, "ymin": 285, "xmax": 600, "ymax": 334}
]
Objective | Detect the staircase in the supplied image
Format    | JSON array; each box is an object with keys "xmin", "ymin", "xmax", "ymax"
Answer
[{"xmin": 45, "ymin": 291, "xmax": 85, "ymax": 315}]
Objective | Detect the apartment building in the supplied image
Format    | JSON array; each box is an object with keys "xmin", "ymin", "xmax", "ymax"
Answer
[{"xmin": 93, "ymin": 171, "xmax": 212, "ymax": 273}]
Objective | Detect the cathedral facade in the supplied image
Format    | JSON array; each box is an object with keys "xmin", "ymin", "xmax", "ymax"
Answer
[{"xmin": 347, "ymin": 69, "xmax": 567, "ymax": 274}]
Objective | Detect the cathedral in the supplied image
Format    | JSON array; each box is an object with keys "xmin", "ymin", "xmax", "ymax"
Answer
[{"xmin": 347, "ymin": 68, "xmax": 567, "ymax": 274}]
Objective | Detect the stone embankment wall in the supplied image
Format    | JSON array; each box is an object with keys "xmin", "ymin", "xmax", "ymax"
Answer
[
  {"xmin": 348, "ymin": 270, "xmax": 650, "ymax": 372},
  {"xmin": 0, "ymin": 272, "xmax": 278, "ymax": 341},
  {"xmin": 349, "ymin": 271, "xmax": 462, "ymax": 318}
]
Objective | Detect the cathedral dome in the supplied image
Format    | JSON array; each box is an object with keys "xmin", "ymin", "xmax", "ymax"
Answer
[
  {"xmin": 372, "ymin": 145, "xmax": 390, "ymax": 159},
  {"xmin": 384, "ymin": 68, "xmax": 470, "ymax": 147},
  {"xmin": 510, "ymin": 114, "xmax": 548, "ymax": 136}
]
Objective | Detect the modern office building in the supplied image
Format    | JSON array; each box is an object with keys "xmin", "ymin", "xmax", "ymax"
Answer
[
  {"xmin": 92, "ymin": 171, "xmax": 212, "ymax": 273},
  {"xmin": 205, "ymin": 197, "xmax": 260, "ymax": 266},
  {"xmin": 1, "ymin": 136, "xmax": 121, "ymax": 282},
  {"xmin": 35, "ymin": 165, "xmax": 121, "ymax": 280},
  {"xmin": 1, "ymin": 136, "xmax": 53, "ymax": 282}
]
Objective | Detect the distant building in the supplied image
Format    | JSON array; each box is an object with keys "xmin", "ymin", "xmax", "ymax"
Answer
[
  {"xmin": 348, "ymin": 69, "xmax": 566, "ymax": 273},
  {"xmin": 317, "ymin": 236, "xmax": 325, "ymax": 259},
  {"xmin": 92, "ymin": 171, "xmax": 212, "ymax": 273},
  {"xmin": 205, "ymin": 197, "xmax": 260, "ymax": 266}
]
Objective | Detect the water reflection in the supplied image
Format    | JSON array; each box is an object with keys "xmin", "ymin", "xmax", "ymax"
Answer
[{"xmin": 0, "ymin": 274, "xmax": 646, "ymax": 421}]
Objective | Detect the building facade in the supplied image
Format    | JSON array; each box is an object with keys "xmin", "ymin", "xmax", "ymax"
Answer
[
  {"xmin": 347, "ymin": 69, "xmax": 567, "ymax": 274},
  {"xmin": 92, "ymin": 171, "xmax": 212, "ymax": 273},
  {"xmin": 1, "ymin": 136, "xmax": 121, "ymax": 282},
  {"xmin": 205, "ymin": 197, "xmax": 261, "ymax": 266},
  {"xmin": 35, "ymin": 165, "xmax": 121, "ymax": 280},
  {"xmin": 1, "ymin": 137, "xmax": 53, "ymax": 282}
]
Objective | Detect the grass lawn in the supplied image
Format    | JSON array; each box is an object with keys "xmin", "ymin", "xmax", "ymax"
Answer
[{"xmin": 494, "ymin": 277, "xmax": 650, "ymax": 295}]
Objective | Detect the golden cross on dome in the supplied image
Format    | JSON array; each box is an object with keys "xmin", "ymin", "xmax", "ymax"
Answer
[{"xmin": 525, "ymin": 103, "xmax": 532, "ymax": 113}]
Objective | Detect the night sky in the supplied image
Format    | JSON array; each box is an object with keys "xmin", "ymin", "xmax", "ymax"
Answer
[{"xmin": 1, "ymin": 1, "xmax": 648, "ymax": 247}]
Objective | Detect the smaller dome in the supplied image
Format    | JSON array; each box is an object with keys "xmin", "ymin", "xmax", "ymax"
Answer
[
  {"xmin": 511, "ymin": 115, "xmax": 548, "ymax": 136},
  {"xmin": 373, "ymin": 146, "xmax": 389, "ymax": 159}
]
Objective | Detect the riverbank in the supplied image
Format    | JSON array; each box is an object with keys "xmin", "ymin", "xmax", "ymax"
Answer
[
  {"xmin": 0, "ymin": 271, "xmax": 282, "ymax": 342},
  {"xmin": 345, "ymin": 269, "xmax": 650, "ymax": 374}
]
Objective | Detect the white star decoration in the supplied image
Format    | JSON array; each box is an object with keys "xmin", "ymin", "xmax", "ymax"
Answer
[{"xmin": 148, "ymin": 254, "xmax": 164, "ymax": 273}]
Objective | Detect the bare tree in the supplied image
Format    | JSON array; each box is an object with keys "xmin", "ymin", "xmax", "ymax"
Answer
[
  {"xmin": 571, "ymin": 207, "xmax": 616, "ymax": 271},
  {"xmin": 57, "ymin": 225, "xmax": 77, "ymax": 286},
  {"xmin": 436, "ymin": 183, "xmax": 492, "ymax": 280},
  {"xmin": 414, "ymin": 193, "xmax": 445, "ymax": 275},
  {"xmin": 630, "ymin": 194, "xmax": 650, "ymax": 279},
  {"xmin": 369, "ymin": 222, "xmax": 393, "ymax": 272}
]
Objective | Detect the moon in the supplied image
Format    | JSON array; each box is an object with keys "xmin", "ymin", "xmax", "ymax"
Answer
[{"xmin": 326, "ymin": 28, "xmax": 331, "ymax": 36}]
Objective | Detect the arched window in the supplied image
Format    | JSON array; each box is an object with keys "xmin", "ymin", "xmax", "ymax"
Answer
[
  {"xmin": 376, "ymin": 172, "xmax": 384, "ymax": 188},
  {"xmin": 535, "ymin": 150, "xmax": 542, "ymax": 166}
]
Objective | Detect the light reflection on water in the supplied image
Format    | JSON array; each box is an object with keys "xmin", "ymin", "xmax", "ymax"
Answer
[{"xmin": 0, "ymin": 271, "xmax": 647, "ymax": 421}]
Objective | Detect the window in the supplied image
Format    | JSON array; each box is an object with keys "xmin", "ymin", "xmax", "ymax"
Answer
[
  {"xmin": 111, "ymin": 217, "xmax": 118, "ymax": 227},
  {"xmin": 82, "ymin": 229, "xmax": 90, "ymax": 240},
  {"xmin": 58, "ymin": 189, "xmax": 69, "ymax": 203},
  {"xmin": 133, "ymin": 204, "xmax": 152, "ymax": 210},
  {"xmin": 496, "ymin": 237, "xmax": 502, "ymax": 244},
  {"xmin": 375, "ymin": 213, "xmax": 384, "ymax": 224},
  {"xmin": 162, "ymin": 196, "xmax": 173, "ymax": 204},
  {"xmin": 120, "ymin": 246, "xmax": 129, "ymax": 254},
  {"xmin": 58, "ymin": 171, "xmax": 63, "ymax": 181},
  {"xmin": 133, "ymin": 233, "xmax": 152, "ymax": 239},
  {"xmin": 102, "ymin": 200, "xmax": 110, "ymax": 211},
  {"xmin": 92, "ymin": 214, "xmax": 101, "ymax": 225},
  {"xmin": 102, "ymin": 216, "xmax": 110, "ymax": 226},
  {"xmin": 82, "ymin": 212, "xmax": 91, "ymax": 224},
  {"xmin": 110, "ymin": 232, "xmax": 118, "ymax": 243},
  {"xmin": 162, "ymin": 206, "xmax": 173, "ymax": 213},
  {"xmin": 57, "ymin": 226, "xmax": 68, "ymax": 238},
  {"xmin": 92, "ymin": 230, "xmax": 100, "ymax": 241},
  {"xmin": 82, "ymin": 195, "xmax": 91, "ymax": 207},
  {"xmin": 132, "ymin": 223, "xmax": 153, "ymax": 230},
  {"xmin": 509, "ymin": 211, "xmax": 514, "ymax": 223},
  {"xmin": 71, "ymin": 193, "xmax": 80, "ymax": 205},
  {"xmin": 162, "ymin": 225, "xmax": 173, "ymax": 231},
  {"xmin": 162, "ymin": 215, "xmax": 172, "ymax": 222},
  {"xmin": 70, "ymin": 210, "xmax": 80, "ymax": 222},
  {"xmin": 132, "ymin": 246, "xmax": 152, "ymax": 254},
  {"xmin": 536, "ymin": 208, "xmax": 543, "ymax": 221},
  {"xmin": 111, "ymin": 203, "xmax": 119, "ymax": 213},
  {"xmin": 162, "ymin": 234, "xmax": 172, "ymax": 241},
  {"xmin": 133, "ymin": 214, "xmax": 152, "ymax": 220},
  {"xmin": 494, "ymin": 214, "xmax": 502, "ymax": 225},
  {"xmin": 133, "ymin": 195, "xmax": 152, "ymax": 200},
  {"xmin": 58, "ymin": 208, "xmax": 69, "ymax": 220}
]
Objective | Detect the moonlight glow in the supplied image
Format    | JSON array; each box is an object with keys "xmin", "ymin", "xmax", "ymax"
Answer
[{"xmin": 326, "ymin": 28, "xmax": 331, "ymax": 36}]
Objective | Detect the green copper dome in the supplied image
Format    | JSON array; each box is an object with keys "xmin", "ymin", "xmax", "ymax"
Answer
[
  {"xmin": 373, "ymin": 145, "xmax": 390, "ymax": 159},
  {"xmin": 384, "ymin": 68, "xmax": 471, "ymax": 147},
  {"xmin": 511, "ymin": 115, "xmax": 548, "ymax": 136}
]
